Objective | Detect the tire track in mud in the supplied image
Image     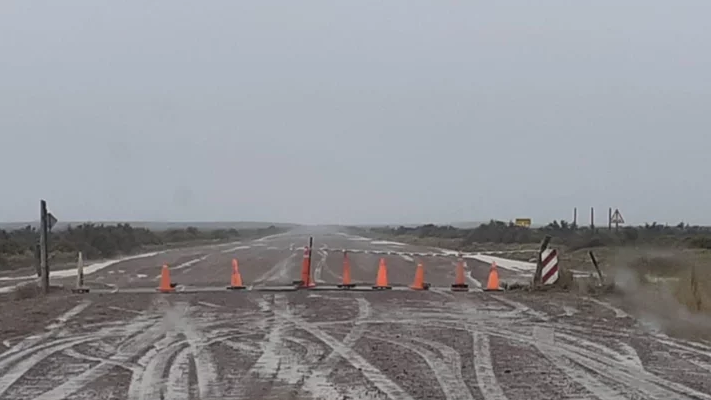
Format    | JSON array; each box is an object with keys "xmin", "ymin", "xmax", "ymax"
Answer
[
  {"xmin": 334, "ymin": 297, "xmax": 710, "ymax": 400},
  {"xmin": 342, "ymin": 330, "xmax": 474, "ymax": 400},
  {"xmin": 446, "ymin": 293, "xmax": 710, "ymax": 398},
  {"xmin": 543, "ymin": 352, "xmax": 627, "ymax": 400},
  {"xmin": 131, "ymin": 335, "xmax": 185, "ymax": 400},
  {"xmin": 299, "ymin": 297, "xmax": 374, "ymax": 399},
  {"xmin": 126, "ymin": 302, "xmax": 222, "ymax": 400},
  {"xmin": 277, "ymin": 304, "xmax": 416, "ymax": 400},
  {"xmin": 177, "ymin": 303, "xmax": 221, "ymax": 399},
  {"xmin": 472, "ymin": 332, "xmax": 507, "ymax": 400},
  {"xmin": 2, "ymin": 301, "xmax": 93, "ymax": 358},
  {"xmin": 0, "ymin": 337, "xmax": 96, "ymax": 398},
  {"xmin": 654, "ymin": 337, "xmax": 711, "ymax": 374},
  {"xmin": 0, "ymin": 313, "xmax": 158, "ymax": 399},
  {"xmin": 166, "ymin": 347, "xmax": 191, "ymax": 400},
  {"xmin": 31, "ymin": 317, "xmax": 165, "ymax": 400},
  {"xmin": 494, "ymin": 326, "xmax": 711, "ymax": 400},
  {"xmin": 555, "ymin": 332, "xmax": 644, "ymax": 370},
  {"xmin": 222, "ymin": 293, "xmax": 299, "ymax": 399}
]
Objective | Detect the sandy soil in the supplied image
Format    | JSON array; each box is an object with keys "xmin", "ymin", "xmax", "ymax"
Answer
[{"xmin": 1, "ymin": 230, "xmax": 710, "ymax": 400}]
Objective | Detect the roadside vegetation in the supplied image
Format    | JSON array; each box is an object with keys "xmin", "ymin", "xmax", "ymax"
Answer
[
  {"xmin": 363, "ymin": 220, "xmax": 711, "ymax": 251},
  {"xmin": 356, "ymin": 220, "xmax": 711, "ymax": 316},
  {"xmin": 0, "ymin": 223, "xmax": 284, "ymax": 272}
]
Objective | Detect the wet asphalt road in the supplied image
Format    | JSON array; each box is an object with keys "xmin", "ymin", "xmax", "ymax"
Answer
[{"xmin": 1, "ymin": 227, "xmax": 710, "ymax": 400}]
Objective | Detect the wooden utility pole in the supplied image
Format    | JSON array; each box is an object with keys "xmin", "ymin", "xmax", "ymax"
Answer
[
  {"xmin": 39, "ymin": 200, "xmax": 49, "ymax": 294},
  {"xmin": 572, "ymin": 207, "xmax": 578, "ymax": 228},
  {"xmin": 590, "ymin": 207, "xmax": 595, "ymax": 230}
]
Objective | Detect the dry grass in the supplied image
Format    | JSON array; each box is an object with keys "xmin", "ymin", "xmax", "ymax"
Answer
[
  {"xmin": 11, "ymin": 282, "xmax": 42, "ymax": 300},
  {"xmin": 8, "ymin": 282, "xmax": 66, "ymax": 301},
  {"xmin": 375, "ymin": 232, "xmax": 711, "ymax": 321},
  {"xmin": 674, "ymin": 265, "xmax": 711, "ymax": 313}
]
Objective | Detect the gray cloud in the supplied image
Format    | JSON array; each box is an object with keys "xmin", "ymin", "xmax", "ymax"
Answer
[{"xmin": 1, "ymin": 1, "xmax": 710, "ymax": 225}]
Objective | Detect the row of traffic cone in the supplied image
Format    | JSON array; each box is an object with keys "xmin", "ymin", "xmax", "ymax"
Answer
[
  {"xmin": 157, "ymin": 258, "xmax": 247, "ymax": 293},
  {"xmin": 156, "ymin": 254, "xmax": 502, "ymax": 292},
  {"xmin": 336, "ymin": 253, "xmax": 501, "ymax": 291}
]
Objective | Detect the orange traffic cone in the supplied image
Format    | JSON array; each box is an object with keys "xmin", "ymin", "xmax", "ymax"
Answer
[
  {"xmin": 451, "ymin": 257, "xmax": 469, "ymax": 292},
  {"xmin": 293, "ymin": 246, "xmax": 315, "ymax": 287},
  {"xmin": 227, "ymin": 259, "xmax": 246, "ymax": 290},
  {"xmin": 409, "ymin": 263, "xmax": 430, "ymax": 290},
  {"xmin": 373, "ymin": 258, "xmax": 391, "ymax": 290},
  {"xmin": 484, "ymin": 262, "xmax": 502, "ymax": 291},
  {"xmin": 338, "ymin": 251, "xmax": 356, "ymax": 289},
  {"xmin": 157, "ymin": 264, "xmax": 175, "ymax": 293}
]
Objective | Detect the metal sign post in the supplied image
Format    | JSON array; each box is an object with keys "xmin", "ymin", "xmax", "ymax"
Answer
[
  {"xmin": 611, "ymin": 209, "xmax": 625, "ymax": 231},
  {"xmin": 39, "ymin": 200, "xmax": 49, "ymax": 294},
  {"xmin": 38, "ymin": 201, "xmax": 59, "ymax": 295}
]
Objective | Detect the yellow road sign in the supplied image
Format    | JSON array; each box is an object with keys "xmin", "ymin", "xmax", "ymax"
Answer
[{"xmin": 515, "ymin": 218, "xmax": 531, "ymax": 227}]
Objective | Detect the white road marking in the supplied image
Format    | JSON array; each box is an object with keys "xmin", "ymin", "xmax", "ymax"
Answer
[
  {"xmin": 466, "ymin": 270, "xmax": 483, "ymax": 290},
  {"xmin": 370, "ymin": 240, "xmax": 407, "ymax": 246},
  {"xmin": 252, "ymin": 254, "xmax": 297, "ymax": 285},
  {"xmin": 221, "ymin": 245, "xmax": 251, "ymax": 253},
  {"xmin": 171, "ymin": 255, "xmax": 209, "ymax": 272},
  {"xmin": 400, "ymin": 254, "xmax": 415, "ymax": 262},
  {"xmin": 313, "ymin": 250, "xmax": 328, "ymax": 283}
]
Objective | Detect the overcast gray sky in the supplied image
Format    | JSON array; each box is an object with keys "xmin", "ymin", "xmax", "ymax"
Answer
[{"xmin": 1, "ymin": 1, "xmax": 709, "ymax": 226}]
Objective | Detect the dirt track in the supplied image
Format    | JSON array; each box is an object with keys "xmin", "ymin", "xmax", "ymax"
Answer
[{"xmin": 1, "ymin": 229, "xmax": 711, "ymax": 400}]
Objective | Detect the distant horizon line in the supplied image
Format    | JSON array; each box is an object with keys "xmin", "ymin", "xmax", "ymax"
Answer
[{"xmin": 0, "ymin": 219, "xmax": 707, "ymax": 228}]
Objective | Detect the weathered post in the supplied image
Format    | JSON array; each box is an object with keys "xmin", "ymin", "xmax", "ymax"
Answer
[
  {"xmin": 588, "ymin": 251, "xmax": 604, "ymax": 285},
  {"xmin": 39, "ymin": 200, "xmax": 49, "ymax": 294},
  {"xmin": 72, "ymin": 251, "xmax": 89, "ymax": 293}
]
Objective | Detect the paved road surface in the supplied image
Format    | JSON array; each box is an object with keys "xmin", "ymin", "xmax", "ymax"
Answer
[{"xmin": 1, "ymin": 227, "xmax": 710, "ymax": 400}]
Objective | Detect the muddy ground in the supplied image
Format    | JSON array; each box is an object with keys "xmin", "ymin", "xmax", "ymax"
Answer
[{"xmin": 1, "ymin": 229, "xmax": 710, "ymax": 400}]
